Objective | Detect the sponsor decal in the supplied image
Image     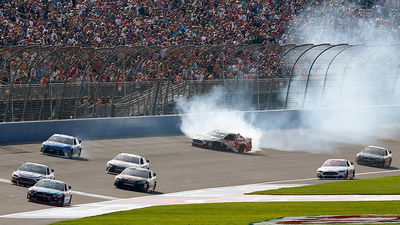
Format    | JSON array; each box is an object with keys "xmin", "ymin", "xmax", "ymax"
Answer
[{"xmin": 251, "ymin": 215, "xmax": 400, "ymax": 224}]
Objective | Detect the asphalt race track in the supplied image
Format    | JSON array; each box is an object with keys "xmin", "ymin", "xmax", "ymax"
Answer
[{"xmin": 0, "ymin": 127, "xmax": 399, "ymax": 225}]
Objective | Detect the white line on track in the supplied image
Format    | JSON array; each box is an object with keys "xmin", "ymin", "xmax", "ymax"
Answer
[
  {"xmin": 0, "ymin": 178, "xmax": 119, "ymax": 200},
  {"xmin": 72, "ymin": 191, "xmax": 119, "ymax": 200},
  {"xmin": 0, "ymin": 178, "xmax": 11, "ymax": 184}
]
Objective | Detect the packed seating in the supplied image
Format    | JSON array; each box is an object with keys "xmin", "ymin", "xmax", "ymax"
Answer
[{"xmin": 1, "ymin": 0, "xmax": 395, "ymax": 47}]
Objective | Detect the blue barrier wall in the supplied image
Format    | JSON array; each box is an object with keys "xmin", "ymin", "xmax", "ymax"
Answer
[
  {"xmin": 0, "ymin": 115, "xmax": 182, "ymax": 143},
  {"xmin": 1, "ymin": 106, "xmax": 400, "ymax": 143}
]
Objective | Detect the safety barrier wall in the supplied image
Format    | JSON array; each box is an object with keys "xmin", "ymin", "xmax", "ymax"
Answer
[{"xmin": 1, "ymin": 106, "xmax": 400, "ymax": 143}]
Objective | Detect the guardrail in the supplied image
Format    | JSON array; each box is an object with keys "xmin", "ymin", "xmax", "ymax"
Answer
[{"xmin": 1, "ymin": 106, "xmax": 400, "ymax": 144}]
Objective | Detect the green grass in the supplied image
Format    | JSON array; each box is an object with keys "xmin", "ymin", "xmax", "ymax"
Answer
[
  {"xmin": 52, "ymin": 176, "xmax": 400, "ymax": 225},
  {"xmin": 52, "ymin": 201, "xmax": 400, "ymax": 225},
  {"xmin": 249, "ymin": 175, "xmax": 400, "ymax": 195}
]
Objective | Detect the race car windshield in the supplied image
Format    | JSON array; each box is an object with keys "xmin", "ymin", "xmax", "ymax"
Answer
[
  {"xmin": 207, "ymin": 130, "xmax": 226, "ymax": 138},
  {"xmin": 323, "ymin": 161, "xmax": 347, "ymax": 167},
  {"xmin": 121, "ymin": 168, "xmax": 149, "ymax": 178},
  {"xmin": 364, "ymin": 148, "xmax": 385, "ymax": 156},
  {"xmin": 48, "ymin": 136, "xmax": 73, "ymax": 145},
  {"xmin": 35, "ymin": 180, "xmax": 65, "ymax": 191},
  {"xmin": 19, "ymin": 164, "xmax": 47, "ymax": 174},
  {"xmin": 115, "ymin": 155, "xmax": 140, "ymax": 164}
]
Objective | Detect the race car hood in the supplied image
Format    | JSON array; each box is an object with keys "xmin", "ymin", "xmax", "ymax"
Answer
[
  {"xmin": 116, "ymin": 175, "xmax": 146, "ymax": 181},
  {"xmin": 193, "ymin": 134, "xmax": 219, "ymax": 141},
  {"xmin": 42, "ymin": 141, "xmax": 71, "ymax": 148},
  {"xmin": 14, "ymin": 170, "xmax": 44, "ymax": 179},
  {"xmin": 108, "ymin": 160, "xmax": 141, "ymax": 168},
  {"xmin": 358, "ymin": 152, "xmax": 384, "ymax": 159},
  {"xmin": 318, "ymin": 166, "xmax": 348, "ymax": 172},
  {"xmin": 29, "ymin": 186, "xmax": 63, "ymax": 194}
]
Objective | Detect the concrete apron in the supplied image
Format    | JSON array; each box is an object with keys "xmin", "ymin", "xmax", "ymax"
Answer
[{"xmin": 2, "ymin": 182, "xmax": 400, "ymax": 219}]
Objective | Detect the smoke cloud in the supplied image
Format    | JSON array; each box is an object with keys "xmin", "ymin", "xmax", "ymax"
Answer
[
  {"xmin": 176, "ymin": 86, "xmax": 263, "ymax": 151},
  {"xmin": 176, "ymin": 1, "xmax": 400, "ymax": 154}
]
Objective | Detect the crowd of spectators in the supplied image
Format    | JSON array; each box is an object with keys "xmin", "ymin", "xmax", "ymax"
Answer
[
  {"xmin": 1, "ymin": 0, "xmax": 399, "ymax": 86},
  {"xmin": 1, "ymin": 0, "xmax": 393, "ymax": 47}
]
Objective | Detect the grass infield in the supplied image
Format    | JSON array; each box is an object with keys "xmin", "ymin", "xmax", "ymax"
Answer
[
  {"xmin": 52, "ymin": 201, "xmax": 400, "ymax": 225},
  {"xmin": 52, "ymin": 176, "xmax": 400, "ymax": 225},
  {"xmin": 249, "ymin": 175, "xmax": 400, "ymax": 195}
]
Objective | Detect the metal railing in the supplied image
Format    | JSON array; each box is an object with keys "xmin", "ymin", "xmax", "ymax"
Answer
[{"xmin": 1, "ymin": 44, "xmax": 400, "ymax": 122}]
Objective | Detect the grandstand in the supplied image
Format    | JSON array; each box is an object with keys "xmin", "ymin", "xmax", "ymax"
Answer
[{"xmin": 1, "ymin": 0, "xmax": 399, "ymax": 122}]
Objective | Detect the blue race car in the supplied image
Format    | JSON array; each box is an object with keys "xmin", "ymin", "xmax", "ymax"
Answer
[{"xmin": 41, "ymin": 134, "xmax": 82, "ymax": 158}]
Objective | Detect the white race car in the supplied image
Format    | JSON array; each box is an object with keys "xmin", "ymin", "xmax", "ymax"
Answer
[
  {"xmin": 106, "ymin": 153, "xmax": 150, "ymax": 174},
  {"xmin": 317, "ymin": 159, "xmax": 355, "ymax": 179}
]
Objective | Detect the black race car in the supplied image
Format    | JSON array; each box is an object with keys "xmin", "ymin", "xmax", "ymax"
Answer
[
  {"xmin": 356, "ymin": 145, "xmax": 392, "ymax": 168},
  {"xmin": 11, "ymin": 162, "xmax": 55, "ymax": 187}
]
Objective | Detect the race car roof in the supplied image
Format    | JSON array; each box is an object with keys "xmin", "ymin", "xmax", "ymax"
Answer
[
  {"xmin": 51, "ymin": 133, "xmax": 76, "ymax": 139},
  {"xmin": 23, "ymin": 162, "xmax": 48, "ymax": 168},
  {"xmin": 118, "ymin": 153, "xmax": 142, "ymax": 158}
]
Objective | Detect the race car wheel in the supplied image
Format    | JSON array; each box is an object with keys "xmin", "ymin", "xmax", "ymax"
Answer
[
  {"xmin": 68, "ymin": 196, "xmax": 72, "ymax": 205},
  {"xmin": 66, "ymin": 151, "xmax": 73, "ymax": 159},
  {"xmin": 153, "ymin": 182, "xmax": 157, "ymax": 191},
  {"xmin": 238, "ymin": 145, "xmax": 246, "ymax": 153},
  {"xmin": 352, "ymin": 170, "xmax": 355, "ymax": 179},
  {"xmin": 387, "ymin": 159, "xmax": 392, "ymax": 167},
  {"xmin": 77, "ymin": 148, "xmax": 81, "ymax": 158},
  {"xmin": 379, "ymin": 161, "xmax": 385, "ymax": 168},
  {"xmin": 142, "ymin": 183, "xmax": 149, "ymax": 192},
  {"xmin": 58, "ymin": 196, "xmax": 65, "ymax": 207},
  {"xmin": 114, "ymin": 181, "xmax": 122, "ymax": 188}
]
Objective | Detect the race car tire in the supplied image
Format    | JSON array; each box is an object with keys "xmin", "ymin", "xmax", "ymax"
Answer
[
  {"xmin": 66, "ymin": 150, "xmax": 73, "ymax": 159},
  {"xmin": 387, "ymin": 159, "xmax": 392, "ymax": 167},
  {"xmin": 114, "ymin": 181, "xmax": 122, "ymax": 188},
  {"xmin": 379, "ymin": 161, "xmax": 385, "ymax": 168},
  {"xmin": 68, "ymin": 196, "xmax": 72, "ymax": 205},
  {"xmin": 142, "ymin": 183, "xmax": 149, "ymax": 192},
  {"xmin": 58, "ymin": 196, "xmax": 65, "ymax": 207},
  {"xmin": 238, "ymin": 145, "xmax": 246, "ymax": 153},
  {"xmin": 77, "ymin": 148, "xmax": 81, "ymax": 158},
  {"xmin": 153, "ymin": 182, "xmax": 157, "ymax": 191},
  {"xmin": 352, "ymin": 170, "xmax": 355, "ymax": 179}
]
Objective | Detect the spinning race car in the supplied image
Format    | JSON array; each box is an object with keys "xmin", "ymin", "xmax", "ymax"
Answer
[
  {"xmin": 192, "ymin": 130, "xmax": 252, "ymax": 153},
  {"xmin": 41, "ymin": 134, "xmax": 82, "ymax": 158},
  {"xmin": 317, "ymin": 159, "xmax": 355, "ymax": 179}
]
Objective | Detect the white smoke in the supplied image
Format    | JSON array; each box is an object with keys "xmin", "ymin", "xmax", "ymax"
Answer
[
  {"xmin": 176, "ymin": 2, "xmax": 400, "ymax": 154},
  {"xmin": 176, "ymin": 86, "xmax": 263, "ymax": 151},
  {"xmin": 286, "ymin": 1, "xmax": 399, "ymax": 45}
]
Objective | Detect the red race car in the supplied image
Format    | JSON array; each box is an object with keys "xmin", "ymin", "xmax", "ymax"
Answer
[{"xmin": 192, "ymin": 130, "xmax": 252, "ymax": 153}]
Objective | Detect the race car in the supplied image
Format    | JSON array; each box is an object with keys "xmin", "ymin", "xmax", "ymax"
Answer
[
  {"xmin": 27, "ymin": 179, "xmax": 72, "ymax": 207},
  {"xmin": 114, "ymin": 167, "xmax": 157, "ymax": 192},
  {"xmin": 356, "ymin": 145, "xmax": 392, "ymax": 168},
  {"xmin": 317, "ymin": 159, "xmax": 355, "ymax": 179},
  {"xmin": 11, "ymin": 162, "xmax": 55, "ymax": 187},
  {"xmin": 192, "ymin": 130, "xmax": 252, "ymax": 153},
  {"xmin": 106, "ymin": 153, "xmax": 150, "ymax": 175},
  {"xmin": 41, "ymin": 134, "xmax": 82, "ymax": 158}
]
